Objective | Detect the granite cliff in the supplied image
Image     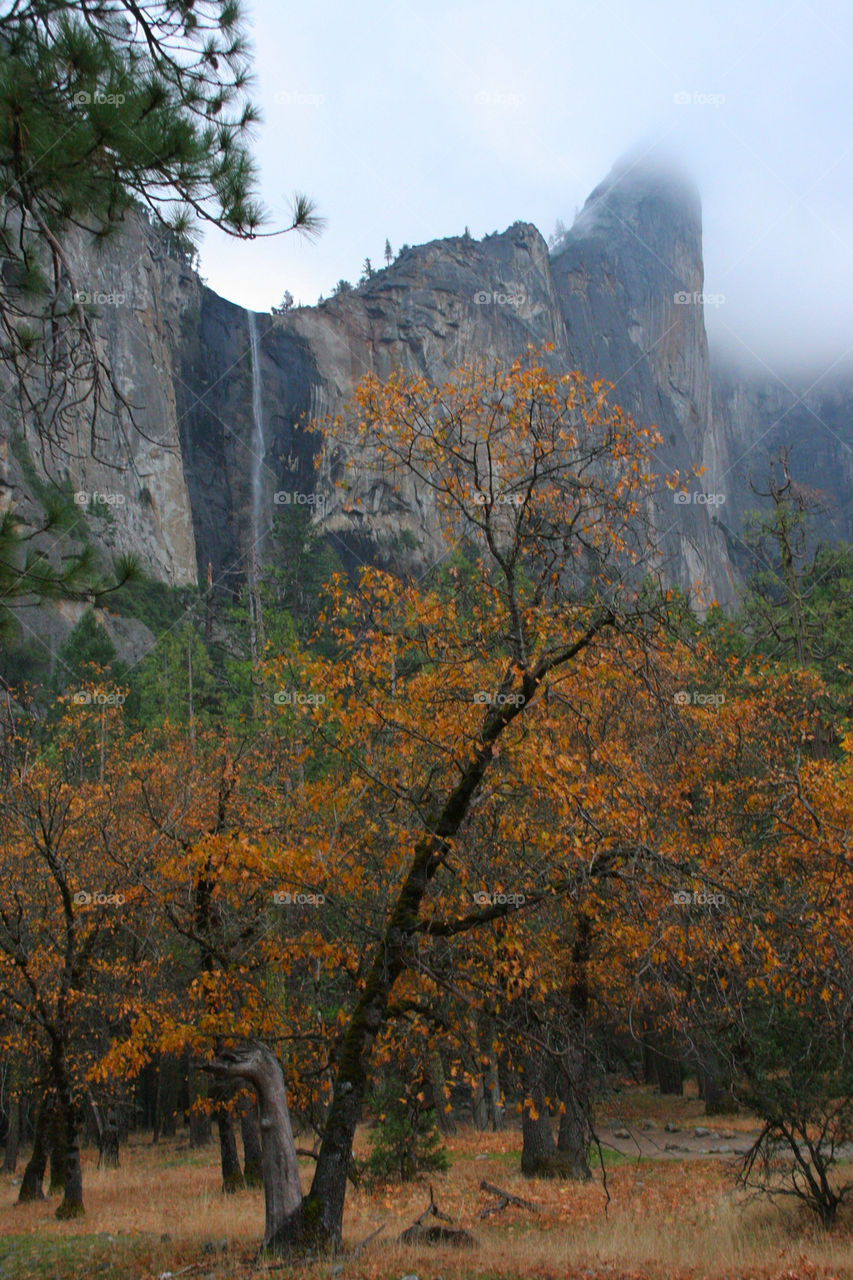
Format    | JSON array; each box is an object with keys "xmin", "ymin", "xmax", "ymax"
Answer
[{"xmin": 3, "ymin": 157, "xmax": 851, "ymax": 654}]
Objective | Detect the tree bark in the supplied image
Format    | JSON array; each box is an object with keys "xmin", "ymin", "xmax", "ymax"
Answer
[
  {"xmin": 556, "ymin": 1057, "xmax": 592, "ymax": 1181},
  {"xmin": 98, "ymin": 1107, "xmax": 120, "ymax": 1168},
  {"xmin": 428, "ymin": 1049, "xmax": 455, "ymax": 1135},
  {"xmin": 240, "ymin": 1099, "xmax": 264, "ymax": 1187},
  {"xmin": 187, "ymin": 1056, "xmax": 211, "ymax": 1147},
  {"xmin": 210, "ymin": 1044, "xmax": 304, "ymax": 1253},
  {"xmin": 695, "ymin": 1045, "xmax": 738, "ymax": 1116},
  {"xmin": 52, "ymin": 1048, "xmax": 84, "ymax": 1218},
  {"xmin": 644, "ymin": 1033, "xmax": 683, "ymax": 1095},
  {"xmin": 48, "ymin": 1099, "xmax": 66, "ymax": 1194},
  {"xmin": 557, "ymin": 914, "xmax": 592, "ymax": 1179},
  {"xmin": 481, "ymin": 1018, "xmax": 504, "ymax": 1132},
  {"xmin": 215, "ymin": 1102, "xmax": 244, "ymax": 1193},
  {"xmin": 18, "ymin": 1093, "xmax": 49, "ymax": 1202},
  {"xmin": 520, "ymin": 1053, "xmax": 557, "ymax": 1177},
  {"xmin": 2, "ymin": 1087, "xmax": 20, "ymax": 1173}
]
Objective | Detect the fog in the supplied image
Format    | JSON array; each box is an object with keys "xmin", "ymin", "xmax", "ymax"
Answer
[{"xmin": 199, "ymin": 0, "xmax": 853, "ymax": 380}]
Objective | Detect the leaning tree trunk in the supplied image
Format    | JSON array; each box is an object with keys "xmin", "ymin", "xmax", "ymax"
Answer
[
  {"xmin": 18, "ymin": 1093, "xmax": 50, "ymax": 1202},
  {"xmin": 240, "ymin": 1099, "xmax": 264, "ymax": 1188},
  {"xmin": 210, "ymin": 1044, "xmax": 304, "ymax": 1252},
  {"xmin": 267, "ymin": 622, "xmax": 613, "ymax": 1249}
]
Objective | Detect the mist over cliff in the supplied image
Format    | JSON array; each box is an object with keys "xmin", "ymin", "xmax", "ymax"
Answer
[{"xmin": 3, "ymin": 156, "xmax": 851, "ymax": 652}]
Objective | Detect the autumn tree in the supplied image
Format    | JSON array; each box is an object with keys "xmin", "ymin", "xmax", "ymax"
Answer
[
  {"xmin": 209, "ymin": 347, "xmax": 686, "ymax": 1252},
  {"xmin": 0, "ymin": 699, "xmax": 153, "ymax": 1216}
]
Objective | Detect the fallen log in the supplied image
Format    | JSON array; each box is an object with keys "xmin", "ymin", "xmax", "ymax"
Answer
[{"xmin": 478, "ymin": 1179, "xmax": 542, "ymax": 1218}]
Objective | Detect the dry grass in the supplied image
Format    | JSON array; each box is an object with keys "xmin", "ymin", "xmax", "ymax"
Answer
[{"xmin": 1, "ymin": 1112, "xmax": 851, "ymax": 1280}]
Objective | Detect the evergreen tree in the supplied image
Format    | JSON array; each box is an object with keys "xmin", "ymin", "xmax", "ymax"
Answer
[
  {"xmin": 56, "ymin": 609, "xmax": 118, "ymax": 689},
  {"xmin": 0, "ymin": 0, "xmax": 320, "ymax": 455}
]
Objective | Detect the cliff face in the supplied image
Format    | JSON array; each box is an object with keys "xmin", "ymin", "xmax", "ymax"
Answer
[
  {"xmin": 3, "ymin": 157, "xmax": 850, "ymax": 643},
  {"xmin": 710, "ymin": 360, "xmax": 853, "ymax": 554},
  {"xmin": 550, "ymin": 160, "xmax": 731, "ymax": 602},
  {"xmin": 0, "ymin": 216, "xmax": 201, "ymax": 590},
  {"xmin": 179, "ymin": 162, "xmax": 735, "ymax": 606}
]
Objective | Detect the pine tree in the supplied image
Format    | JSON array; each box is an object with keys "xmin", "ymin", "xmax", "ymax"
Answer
[
  {"xmin": 0, "ymin": 0, "xmax": 320, "ymax": 455},
  {"xmin": 384, "ymin": 238, "xmax": 393, "ymax": 266}
]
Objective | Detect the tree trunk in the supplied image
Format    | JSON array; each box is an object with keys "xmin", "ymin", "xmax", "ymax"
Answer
[
  {"xmin": 2, "ymin": 1090, "xmax": 20, "ymax": 1173},
  {"xmin": 216, "ymin": 1104, "xmax": 244, "ymax": 1193},
  {"xmin": 695, "ymin": 1046, "xmax": 738, "ymax": 1116},
  {"xmin": 480, "ymin": 1016, "xmax": 504, "ymax": 1131},
  {"xmin": 240, "ymin": 1099, "xmax": 264, "ymax": 1187},
  {"xmin": 520, "ymin": 1053, "xmax": 557, "ymax": 1177},
  {"xmin": 98, "ymin": 1108, "xmax": 120, "ymax": 1168},
  {"xmin": 48, "ymin": 1101, "xmax": 66, "ymax": 1194},
  {"xmin": 187, "ymin": 1057, "xmax": 211, "ymax": 1147},
  {"xmin": 645, "ymin": 1035, "xmax": 683, "ymax": 1095},
  {"xmin": 471, "ymin": 1077, "xmax": 489, "ymax": 1130},
  {"xmin": 428, "ymin": 1049, "xmax": 455, "ymax": 1136},
  {"xmin": 52, "ymin": 1049, "xmax": 84, "ymax": 1218},
  {"xmin": 557, "ymin": 913, "xmax": 592, "ymax": 1179},
  {"xmin": 210, "ymin": 1045, "xmax": 303, "ymax": 1252},
  {"xmin": 556, "ymin": 1050, "xmax": 592, "ymax": 1181},
  {"xmin": 18, "ymin": 1094, "xmax": 49, "ymax": 1202},
  {"xmin": 275, "ymin": 618, "xmax": 612, "ymax": 1248},
  {"xmin": 159, "ymin": 1054, "xmax": 180, "ymax": 1138}
]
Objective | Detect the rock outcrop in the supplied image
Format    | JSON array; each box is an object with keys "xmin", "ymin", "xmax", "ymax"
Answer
[{"xmin": 3, "ymin": 155, "xmax": 851, "ymax": 655}]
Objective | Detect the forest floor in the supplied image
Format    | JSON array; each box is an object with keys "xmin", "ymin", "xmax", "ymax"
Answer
[{"xmin": 1, "ymin": 1084, "xmax": 851, "ymax": 1280}]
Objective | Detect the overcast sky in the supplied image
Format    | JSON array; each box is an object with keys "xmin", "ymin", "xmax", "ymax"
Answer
[{"xmin": 198, "ymin": 0, "xmax": 853, "ymax": 375}]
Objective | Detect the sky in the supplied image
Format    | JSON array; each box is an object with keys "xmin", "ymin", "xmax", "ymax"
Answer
[{"xmin": 199, "ymin": 0, "xmax": 853, "ymax": 375}]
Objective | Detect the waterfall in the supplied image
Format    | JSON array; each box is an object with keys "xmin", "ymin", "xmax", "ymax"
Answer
[{"xmin": 246, "ymin": 310, "xmax": 266, "ymax": 557}]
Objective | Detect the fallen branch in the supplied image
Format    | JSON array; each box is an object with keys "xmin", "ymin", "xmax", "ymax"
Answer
[
  {"xmin": 352, "ymin": 1222, "xmax": 386, "ymax": 1256},
  {"xmin": 398, "ymin": 1183, "xmax": 478, "ymax": 1248},
  {"xmin": 477, "ymin": 1179, "xmax": 541, "ymax": 1217}
]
